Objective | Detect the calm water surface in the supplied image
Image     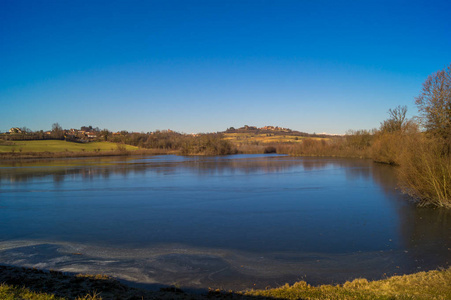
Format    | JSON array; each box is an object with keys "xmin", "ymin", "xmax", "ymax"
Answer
[{"xmin": 0, "ymin": 155, "xmax": 450, "ymax": 290}]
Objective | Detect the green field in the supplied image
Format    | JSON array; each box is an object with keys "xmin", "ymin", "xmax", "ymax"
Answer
[{"xmin": 0, "ymin": 140, "xmax": 139, "ymax": 153}]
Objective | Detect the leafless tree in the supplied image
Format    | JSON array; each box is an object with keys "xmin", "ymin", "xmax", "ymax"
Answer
[
  {"xmin": 415, "ymin": 64, "xmax": 451, "ymax": 144},
  {"xmin": 51, "ymin": 123, "xmax": 64, "ymax": 139},
  {"xmin": 380, "ymin": 105, "xmax": 408, "ymax": 133}
]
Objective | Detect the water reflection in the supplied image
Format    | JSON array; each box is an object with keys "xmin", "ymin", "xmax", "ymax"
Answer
[
  {"xmin": 0, "ymin": 155, "xmax": 377, "ymax": 183},
  {"xmin": 399, "ymin": 207, "xmax": 451, "ymax": 266},
  {"xmin": 0, "ymin": 155, "xmax": 449, "ymax": 289}
]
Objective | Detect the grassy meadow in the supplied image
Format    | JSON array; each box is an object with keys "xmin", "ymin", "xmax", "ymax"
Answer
[{"xmin": 0, "ymin": 140, "xmax": 139, "ymax": 153}]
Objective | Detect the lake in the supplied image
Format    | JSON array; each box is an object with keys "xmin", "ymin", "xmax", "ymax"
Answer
[{"xmin": 0, "ymin": 154, "xmax": 450, "ymax": 291}]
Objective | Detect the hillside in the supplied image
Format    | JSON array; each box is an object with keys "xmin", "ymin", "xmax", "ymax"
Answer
[{"xmin": 223, "ymin": 125, "xmax": 333, "ymax": 137}]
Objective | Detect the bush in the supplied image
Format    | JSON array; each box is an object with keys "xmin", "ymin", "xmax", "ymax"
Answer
[
  {"xmin": 264, "ymin": 146, "xmax": 277, "ymax": 153},
  {"xmin": 371, "ymin": 121, "xmax": 419, "ymax": 165},
  {"xmin": 345, "ymin": 129, "xmax": 374, "ymax": 150},
  {"xmin": 180, "ymin": 134, "xmax": 237, "ymax": 155},
  {"xmin": 397, "ymin": 134, "xmax": 451, "ymax": 208}
]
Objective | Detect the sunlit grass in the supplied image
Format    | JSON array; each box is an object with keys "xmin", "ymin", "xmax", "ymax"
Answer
[
  {"xmin": 0, "ymin": 284, "xmax": 102, "ymax": 299},
  {"xmin": 0, "ymin": 283, "xmax": 63, "ymax": 300},
  {"xmin": 0, "ymin": 140, "xmax": 139, "ymax": 153},
  {"xmin": 1, "ymin": 267, "xmax": 449, "ymax": 299},
  {"xmin": 244, "ymin": 267, "xmax": 451, "ymax": 299}
]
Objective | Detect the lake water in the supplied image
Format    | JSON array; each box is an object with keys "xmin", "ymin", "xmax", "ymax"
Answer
[{"xmin": 0, "ymin": 154, "xmax": 450, "ymax": 291}]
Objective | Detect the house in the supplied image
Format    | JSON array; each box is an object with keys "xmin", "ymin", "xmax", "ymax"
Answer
[
  {"xmin": 68, "ymin": 128, "xmax": 78, "ymax": 135},
  {"xmin": 9, "ymin": 127, "xmax": 23, "ymax": 134},
  {"xmin": 242, "ymin": 125, "xmax": 258, "ymax": 130}
]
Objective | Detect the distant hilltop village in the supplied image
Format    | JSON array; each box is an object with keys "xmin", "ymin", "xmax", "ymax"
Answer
[
  {"xmin": 226, "ymin": 125, "xmax": 291, "ymax": 132},
  {"xmin": 224, "ymin": 125, "xmax": 332, "ymax": 137},
  {"xmin": 248, "ymin": 125, "xmax": 291, "ymax": 132}
]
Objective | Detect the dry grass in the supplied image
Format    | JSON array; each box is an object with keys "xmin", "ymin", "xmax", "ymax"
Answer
[{"xmin": 245, "ymin": 267, "xmax": 451, "ymax": 299}]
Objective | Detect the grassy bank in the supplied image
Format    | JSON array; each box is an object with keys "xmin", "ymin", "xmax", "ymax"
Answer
[
  {"xmin": 0, "ymin": 140, "xmax": 139, "ymax": 153},
  {"xmin": 245, "ymin": 267, "xmax": 451, "ymax": 299},
  {"xmin": 0, "ymin": 265, "xmax": 450, "ymax": 299},
  {"xmin": 0, "ymin": 140, "xmax": 175, "ymax": 160}
]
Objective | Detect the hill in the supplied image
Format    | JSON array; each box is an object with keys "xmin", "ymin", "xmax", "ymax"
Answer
[{"xmin": 223, "ymin": 125, "xmax": 333, "ymax": 137}]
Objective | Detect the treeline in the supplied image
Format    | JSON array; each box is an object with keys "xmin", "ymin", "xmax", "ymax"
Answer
[
  {"xmin": 1, "ymin": 127, "xmax": 238, "ymax": 156},
  {"xmin": 0, "ymin": 130, "xmax": 56, "ymax": 141},
  {"xmin": 105, "ymin": 131, "xmax": 237, "ymax": 156}
]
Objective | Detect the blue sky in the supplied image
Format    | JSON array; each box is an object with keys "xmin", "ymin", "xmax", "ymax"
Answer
[{"xmin": 1, "ymin": 0, "xmax": 450, "ymax": 134}]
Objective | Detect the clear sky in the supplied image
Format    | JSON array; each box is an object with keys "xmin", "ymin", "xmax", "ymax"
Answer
[{"xmin": 1, "ymin": 0, "xmax": 450, "ymax": 134}]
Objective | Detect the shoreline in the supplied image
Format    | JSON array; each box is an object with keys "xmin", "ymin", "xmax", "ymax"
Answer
[
  {"xmin": 0, "ymin": 150, "xmax": 372, "ymax": 162},
  {"xmin": 0, "ymin": 149, "xmax": 176, "ymax": 161},
  {"xmin": 0, "ymin": 264, "xmax": 449, "ymax": 299}
]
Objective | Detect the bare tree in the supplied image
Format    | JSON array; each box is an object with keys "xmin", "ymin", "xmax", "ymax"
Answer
[
  {"xmin": 380, "ymin": 105, "xmax": 408, "ymax": 133},
  {"xmin": 415, "ymin": 64, "xmax": 451, "ymax": 143},
  {"xmin": 20, "ymin": 127, "xmax": 32, "ymax": 133},
  {"xmin": 51, "ymin": 123, "xmax": 64, "ymax": 139}
]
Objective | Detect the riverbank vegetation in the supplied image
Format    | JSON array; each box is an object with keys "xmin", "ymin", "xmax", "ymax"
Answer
[{"xmin": 0, "ymin": 265, "xmax": 450, "ymax": 299}]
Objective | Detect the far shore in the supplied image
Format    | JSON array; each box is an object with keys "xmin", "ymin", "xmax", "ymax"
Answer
[{"xmin": 0, "ymin": 149, "xmax": 175, "ymax": 161}]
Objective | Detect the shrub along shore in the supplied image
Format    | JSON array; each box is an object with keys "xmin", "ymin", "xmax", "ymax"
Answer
[{"xmin": 0, "ymin": 265, "xmax": 450, "ymax": 300}]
